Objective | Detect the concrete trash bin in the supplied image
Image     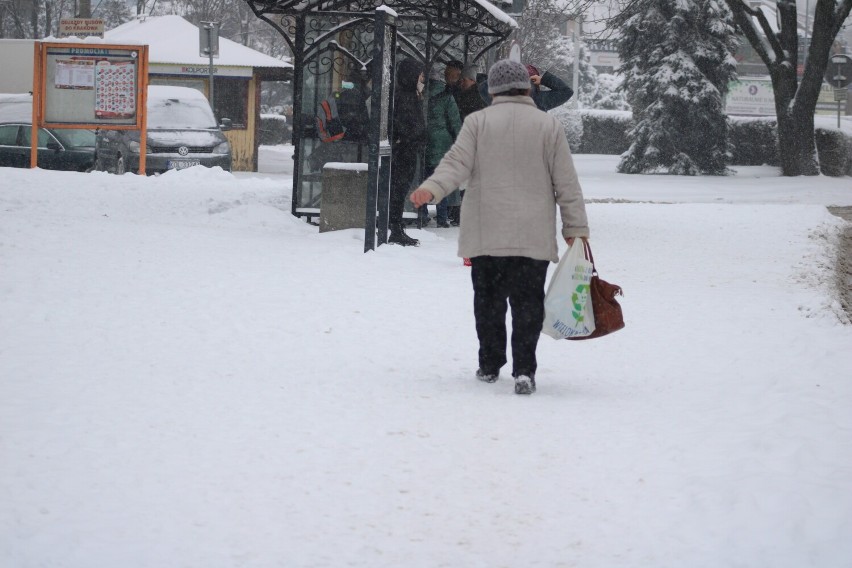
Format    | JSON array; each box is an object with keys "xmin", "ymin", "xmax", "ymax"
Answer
[{"xmin": 319, "ymin": 162, "xmax": 369, "ymax": 233}]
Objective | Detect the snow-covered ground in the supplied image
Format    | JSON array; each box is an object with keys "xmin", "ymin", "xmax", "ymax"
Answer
[{"xmin": 2, "ymin": 148, "xmax": 851, "ymax": 567}]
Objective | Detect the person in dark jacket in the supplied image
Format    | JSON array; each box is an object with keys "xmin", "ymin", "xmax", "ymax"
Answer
[
  {"xmin": 389, "ymin": 58, "xmax": 427, "ymax": 246},
  {"xmin": 424, "ymin": 64, "xmax": 462, "ymax": 228},
  {"xmin": 479, "ymin": 63, "xmax": 573, "ymax": 112},
  {"xmin": 336, "ymin": 80, "xmax": 370, "ymax": 143},
  {"xmin": 455, "ymin": 64, "xmax": 487, "ymax": 121},
  {"xmin": 448, "ymin": 64, "xmax": 487, "ymax": 227},
  {"xmin": 444, "ymin": 59, "xmax": 463, "ymax": 98}
]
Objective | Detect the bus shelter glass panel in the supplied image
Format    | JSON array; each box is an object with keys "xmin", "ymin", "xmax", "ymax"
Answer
[{"xmin": 296, "ymin": 15, "xmax": 375, "ymax": 213}]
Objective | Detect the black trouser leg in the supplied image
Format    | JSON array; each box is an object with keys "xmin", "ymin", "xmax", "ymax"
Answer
[
  {"xmin": 389, "ymin": 152, "xmax": 416, "ymax": 230},
  {"xmin": 471, "ymin": 257, "xmax": 508, "ymax": 374},
  {"xmin": 389, "ymin": 177, "xmax": 406, "ymax": 230},
  {"xmin": 507, "ymin": 257, "xmax": 549, "ymax": 378}
]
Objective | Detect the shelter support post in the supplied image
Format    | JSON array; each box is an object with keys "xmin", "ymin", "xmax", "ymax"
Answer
[
  {"xmin": 365, "ymin": 8, "xmax": 397, "ymax": 252},
  {"xmin": 290, "ymin": 15, "xmax": 307, "ymax": 217}
]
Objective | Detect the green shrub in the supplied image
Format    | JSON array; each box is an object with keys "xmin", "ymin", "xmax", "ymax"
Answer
[
  {"xmin": 815, "ymin": 128, "xmax": 852, "ymax": 177},
  {"xmin": 569, "ymin": 111, "xmax": 850, "ymax": 176},
  {"xmin": 549, "ymin": 105, "xmax": 584, "ymax": 153},
  {"xmin": 259, "ymin": 114, "xmax": 290, "ymax": 145},
  {"xmin": 727, "ymin": 118, "xmax": 779, "ymax": 166},
  {"xmin": 578, "ymin": 110, "xmax": 633, "ymax": 155}
]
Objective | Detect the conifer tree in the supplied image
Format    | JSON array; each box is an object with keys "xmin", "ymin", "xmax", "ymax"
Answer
[{"xmin": 615, "ymin": 0, "xmax": 738, "ymax": 175}]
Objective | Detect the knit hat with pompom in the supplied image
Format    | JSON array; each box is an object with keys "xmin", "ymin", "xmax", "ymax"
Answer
[{"xmin": 487, "ymin": 59, "xmax": 531, "ymax": 95}]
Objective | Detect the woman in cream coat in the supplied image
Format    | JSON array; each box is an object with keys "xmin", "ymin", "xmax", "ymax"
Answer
[{"xmin": 410, "ymin": 59, "xmax": 589, "ymax": 395}]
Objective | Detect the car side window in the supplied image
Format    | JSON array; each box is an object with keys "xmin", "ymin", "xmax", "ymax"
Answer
[
  {"xmin": 20, "ymin": 128, "xmax": 54, "ymax": 149},
  {"xmin": 0, "ymin": 125, "xmax": 19, "ymax": 146}
]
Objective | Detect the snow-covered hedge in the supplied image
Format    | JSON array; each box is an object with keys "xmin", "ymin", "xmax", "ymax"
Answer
[
  {"xmin": 564, "ymin": 111, "xmax": 851, "ymax": 176},
  {"xmin": 578, "ymin": 110, "xmax": 633, "ymax": 155},
  {"xmin": 815, "ymin": 129, "xmax": 852, "ymax": 177},
  {"xmin": 728, "ymin": 118, "xmax": 779, "ymax": 166},
  {"xmin": 549, "ymin": 105, "xmax": 583, "ymax": 153},
  {"xmin": 259, "ymin": 114, "xmax": 291, "ymax": 146},
  {"xmin": 548, "ymin": 107, "xmax": 633, "ymax": 155},
  {"xmin": 727, "ymin": 116, "xmax": 852, "ymax": 175}
]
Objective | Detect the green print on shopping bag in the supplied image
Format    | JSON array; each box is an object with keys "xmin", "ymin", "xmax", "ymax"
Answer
[
  {"xmin": 571, "ymin": 283, "xmax": 590, "ymax": 323},
  {"xmin": 542, "ymin": 242, "xmax": 596, "ymax": 339}
]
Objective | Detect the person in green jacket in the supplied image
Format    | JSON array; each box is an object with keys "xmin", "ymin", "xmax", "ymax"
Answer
[{"xmin": 423, "ymin": 64, "xmax": 462, "ymax": 228}]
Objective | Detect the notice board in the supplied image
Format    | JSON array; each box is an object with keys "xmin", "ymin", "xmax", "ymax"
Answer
[{"xmin": 37, "ymin": 42, "xmax": 148, "ymax": 129}]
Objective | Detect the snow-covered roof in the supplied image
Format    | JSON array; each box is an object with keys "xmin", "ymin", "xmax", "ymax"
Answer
[
  {"xmin": 104, "ymin": 15, "xmax": 292, "ymax": 70},
  {"xmin": 148, "ymin": 85, "xmax": 212, "ymax": 102},
  {"xmin": 472, "ymin": 0, "xmax": 518, "ymax": 28},
  {"xmin": 0, "ymin": 93, "xmax": 33, "ymax": 122}
]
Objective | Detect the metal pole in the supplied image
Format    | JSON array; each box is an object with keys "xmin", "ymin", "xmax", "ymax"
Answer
[
  {"xmin": 291, "ymin": 15, "xmax": 306, "ymax": 218},
  {"xmin": 572, "ymin": 17, "xmax": 581, "ymax": 109},
  {"xmin": 207, "ymin": 25, "xmax": 216, "ymax": 121},
  {"xmin": 838, "ymin": 79, "xmax": 842, "ymax": 128},
  {"xmin": 803, "ymin": 0, "xmax": 810, "ymax": 70},
  {"xmin": 365, "ymin": 9, "xmax": 389, "ymax": 252}
]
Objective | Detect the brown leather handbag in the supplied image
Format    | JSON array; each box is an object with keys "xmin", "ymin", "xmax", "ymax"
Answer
[{"xmin": 567, "ymin": 240, "xmax": 625, "ymax": 340}]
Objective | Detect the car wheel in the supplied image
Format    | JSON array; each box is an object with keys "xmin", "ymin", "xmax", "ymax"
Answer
[{"xmin": 116, "ymin": 155, "xmax": 126, "ymax": 175}]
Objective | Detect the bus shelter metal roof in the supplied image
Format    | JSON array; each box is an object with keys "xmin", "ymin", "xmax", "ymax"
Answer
[
  {"xmin": 244, "ymin": 0, "xmax": 517, "ymax": 66},
  {"xmin": 241, "ymin": 1, "xmax": 517, "ymax": 245}
]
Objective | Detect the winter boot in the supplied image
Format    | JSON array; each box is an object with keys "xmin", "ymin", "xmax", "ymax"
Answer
[
  {"xmin": 388, "ymin": 225, "xmax": 419, "ymax": 247},
  {"xmin": 476, "ymin": 368, "xmax": 499, "ymax": 383},
  {"xmin": 514, "ymin": 375, "xmax": 536, "ymax": 395}
]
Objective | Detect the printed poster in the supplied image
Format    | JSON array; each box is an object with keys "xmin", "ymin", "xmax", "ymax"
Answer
[
  {"xmin": 94, "ymin": 60, "xmax": 136, "ymax": 119},
  {"xmin": 54, "ymin": 59, "xmax": 95, "ymax": 90}
]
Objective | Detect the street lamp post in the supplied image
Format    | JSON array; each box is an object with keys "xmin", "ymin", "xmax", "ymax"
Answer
[
  {"xmin": 804, "ymin": 0, "xmax": 810, "ymax": 69},
  {"xmin": 570, "ymin": 16, "xmax": 582, "ymax": 109},
  {"xmin": 200, "ymin": 21, "xmax": 220, "ymax": 121}
]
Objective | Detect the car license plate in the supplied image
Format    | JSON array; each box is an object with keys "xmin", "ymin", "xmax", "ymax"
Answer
[{"xmin": 167, "ymin": 160, "xmax": 200, "ymax": 170}]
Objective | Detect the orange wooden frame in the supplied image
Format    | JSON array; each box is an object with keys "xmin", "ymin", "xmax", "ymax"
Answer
[{"xmin": 31, "ymin": 41, "xmax": 149, "ymax": 173}]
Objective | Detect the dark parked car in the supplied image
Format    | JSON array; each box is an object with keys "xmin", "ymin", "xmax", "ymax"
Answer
[
  {"xmin": 96, "ymin": 85, "xmax": 232, "ymax": 175},
  {"xmin": 0, "ymin": 122, "xmax": 96, "ymax": 171}
]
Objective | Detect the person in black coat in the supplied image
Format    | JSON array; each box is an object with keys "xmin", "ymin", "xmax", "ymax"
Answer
[
  {"xmin": 479, "ymin": 63, "xmax": 573, "ymax": 112},
  {"xmin": 389, "ymin": 58, "xmax": 426, "ymax": 246},
  {"xmin": 455, "ymin": 64, "xmax": 487, "ymax": 122},
  {"xmin": 448, "ymin": 64, "xmax": 487, "ymax": 227}
]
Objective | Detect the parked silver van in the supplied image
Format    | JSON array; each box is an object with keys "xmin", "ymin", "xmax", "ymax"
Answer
[{"xmin": 95, "ymin": 85, "xmax": 232, "ymax": 174}]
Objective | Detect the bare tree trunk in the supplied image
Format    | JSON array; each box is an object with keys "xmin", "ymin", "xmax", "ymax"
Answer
[
  {"xmin": 78, "ymin": 0, "xmax": 92, "ymax": 18},
  {"xmin": 44, "ymin": 0, "xmax": 53, "ymax": 37},
  {"xmin": 774, "ymin": 98, "xmax": 819, "ymax": 176},
  {"xmin": 725, "ymin": 0, "xmax": 852, "ymax": 176},
  {"xmin": 769, "ymin": 39, "xmax": 820, "ymax": 176},
  {"xmin": 30, "ymin": 0, "xmax": 40, "ymax": 37},
  {"xmin": 7, "ymin": 0, "xmax": 28, "ymax": 37},
  {"xmin": 238, "ymin": 2, "xmax": 251, "ymax": 46}
]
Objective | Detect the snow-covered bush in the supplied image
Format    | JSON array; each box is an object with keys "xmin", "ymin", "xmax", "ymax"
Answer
[
  {"xmin": 815, "ymin": 129, "xmax": 852, "ymax": 177},
  {"xmin": 587, "ymin": 74, "xmax": 630, "ymax": 111},
  {"xmin": 259, "ymin": 115, "xmax": 290, "ymax": 145},
  {"xmin": 578, "ymin": 110, "xmax": 633, "ymax": 154},
  {"xmin": 727, "ymin": 118, "xmax": 779, "ymax": 166},
  {"xmin": 549, "ymin": 104, "xmax": 583, "ymax": 152}
]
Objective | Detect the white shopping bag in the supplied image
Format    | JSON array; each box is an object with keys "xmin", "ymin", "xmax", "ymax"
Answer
[{"xmin": 542, "ymin": 241, "xmax": 596, "ymax": 339}]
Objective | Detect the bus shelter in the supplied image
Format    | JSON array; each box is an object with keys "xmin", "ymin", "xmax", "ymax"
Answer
[{"xmin": 243, "ymin": 0, "xmax": 516, "ymax": 250}]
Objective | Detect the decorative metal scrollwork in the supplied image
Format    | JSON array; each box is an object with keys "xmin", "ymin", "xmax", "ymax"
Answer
[
  {"xmin": 242, "ymin": 0, "xmax": 515, "ymax": 57},
  {"xmin": 303, "ymin": 16, "xmax": 376, "ymax": 77}
]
